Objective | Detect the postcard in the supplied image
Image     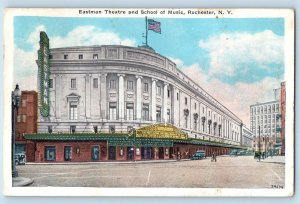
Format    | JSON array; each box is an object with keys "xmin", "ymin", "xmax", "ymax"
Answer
[{"xmin": 2, "ymin": 8, "xmax": 294, "ymax": 196}]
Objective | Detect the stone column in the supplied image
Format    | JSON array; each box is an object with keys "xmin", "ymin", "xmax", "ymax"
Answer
[
  {"xmin": 151, "ymin": 78, "xmax": 157, "ymax": 122},
  {"xmin": 85, "ymin": 74, "xmax": 91, "ymax": 119},
  {"xmin": 100, "ymin": 74, "xmax": 107, "ymax": 120},
  {"xmin": 163, "ymin": 82, "xmax": 168, "ymax": 123},
  {"xmin": 118, "ymin": 74, "xmax": 125, "ymax": 120},
  {"xmin": 54, "ymin": 74, "xmax": 61, "ymax": 119},
  {"xmin": 136, "ymin": 76, "xmax": 143, "ymax": 121}
]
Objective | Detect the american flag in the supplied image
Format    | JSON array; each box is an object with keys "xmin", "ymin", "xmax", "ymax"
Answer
[{"xmin": 148, "ymin": 19, "xmax": 161, "ymax": 34}]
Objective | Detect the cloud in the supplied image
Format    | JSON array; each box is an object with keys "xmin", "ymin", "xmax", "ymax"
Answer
[
  {"xmin": 199, "ymin": 30, "xmax": 284, "ymax": 77},
  {"xmin": 171, "ymin": 57, "xmax": 282, "ymax": 127},
  {"xmin": 14, "ymin": 24, "xmax": 137, "ymax": 91},
  {"xmin": 51, "ymin": 26, "xmax": 136, "ymax": 48},
  {"xmin": 13, "ymin": 47, "xmax": 37, "ymax": 91}
]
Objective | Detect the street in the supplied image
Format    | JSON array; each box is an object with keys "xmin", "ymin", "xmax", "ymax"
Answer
[{"xmin": 16, "ymin": 156, "xmax": 285, "ymax": 188}]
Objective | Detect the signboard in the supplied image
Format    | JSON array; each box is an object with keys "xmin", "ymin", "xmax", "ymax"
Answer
[{"xmin": 38, "ymin": 31, "xmax": 50, "ymax": 117}]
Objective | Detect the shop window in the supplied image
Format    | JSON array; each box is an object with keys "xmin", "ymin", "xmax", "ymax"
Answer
[
  {"xmin": 45, "ymin": 146, "xmax": 56, "ymax": 161},
  {"xmin": 64, "ymin": 146, "xmax": 72, "ymax": 161},
  {"xmin": 91, "ymin": 146, "xmax": 100, "ymax": 160}
]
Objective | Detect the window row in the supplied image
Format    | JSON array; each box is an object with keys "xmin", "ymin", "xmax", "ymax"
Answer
[{"xmin": 49, "ymin": 54, "xmax": 99, "ymax": 60}]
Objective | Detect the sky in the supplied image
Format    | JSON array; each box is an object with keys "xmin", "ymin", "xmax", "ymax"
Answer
[{"xmin": 13, "ymin": 16, "xmax": 285, "ymax": 127}]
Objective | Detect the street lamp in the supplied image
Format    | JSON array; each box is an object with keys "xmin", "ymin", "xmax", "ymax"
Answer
[{"xmin": 12, "ymin": 84, "xmax": 21, "ymax": 177}]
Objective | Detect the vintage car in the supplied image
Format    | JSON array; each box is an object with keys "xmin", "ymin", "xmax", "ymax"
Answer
[
  {"xmin": 15, "ymin": 153, "xmax": 26, "ymax": 165},
  {"xmin": 190, "ymin": 150, "xmax": 206, "ymax": 160}
]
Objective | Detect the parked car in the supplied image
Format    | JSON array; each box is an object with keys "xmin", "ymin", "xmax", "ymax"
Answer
[
  {"xmin": 190, "ymin": 150, "xmax": 206, "ymax": 160},
  {"xmin": 15, "ymin": 153, "xmax": 26, "ymax": 165}
]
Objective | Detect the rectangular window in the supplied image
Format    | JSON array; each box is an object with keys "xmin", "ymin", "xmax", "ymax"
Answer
[
  {"xmin": 177, "ymin": 93, "xmax": 179, "ymax": 101},
  {"xmin": 156, "ymin": 106, "xmax": 161, "ymax": 122},
  {"xmin": 157, "ymin": 86, "xmax": 161, "ymax": 96},
  {"xmin": 48, "ymin": 126, "xmax": 53, "ymax": 134},
  {"xmin": 93, "ymin": 54, "xmax": 98, "ymax": 59},
  {"xmin": 22, "ymin": 115, "xmax": 27, "ymax": 123},
  {"xmin": 64, "ymin": 146, "xmax": 72, "ymax": 161},
  {"xmin": 127, "ymin": 81, "xmax": 133, "ymax": 90},
  {"xmin": 70, "ymin": 126, "xmax": 76, "ymax": 133},
  {"xmin": 49, "ymin": 79, "xmax": 53, "ymax": 88},
  {"xmin": 109, "ymin": 102, "xmax": 117, "ymax": 120},
  {"xmin": 93, "ymin": 78, "xmax": 98, "ymax": 88},
  {"xmin": 49, "ymin": 54, "xmax": 53, "ymax": 59},
  {"xmin": 144, "ymin": 83, "xmax": 149, "ymax": 92},
  {"xmin": 109, "ymin": 80, "xmax": 116, "ymax": 89},
  {"xmin": 109, "ymin": 125, "xmax": 116, "ymax": 133},
  {"xmin": 69, "ymin": 102, "xmax": 78, "ymax": 120},
  {"xmin": 22, "ymin": 100, "xmax": 27, "ymax": 107},
  {"xmin": 91, "ymin": 146, "xmax": 100, "ymax": 160},
  {"xmin": 71, "ymin": 78, "xmax": 76, "ymax": 89},
  {"xmin": 142, "ymin": 104, "xmax": 149, "ymax": 121},
  {"xmin": 78, "ymin": 54, "xmax": 83, "ymax": 59},
  {"xmin": 185, "ymin": 97, "xmax": 187, "ymax": 105},
  {"xmin": 45, "ymin": 146, "xmax": 56, "ymax": 161},
  {"xmin": 126, "ymin": 103, "xmax": 134, "ymax": 120},
  {"xmin": 64, "ymin": 54, "xmax": 68, "ymax": 59},
  {"xmin": 93, "ymin": 126, "xmax": 98, "ymax": 133},
  {"xmin": 17, "ymin": 115, "xmax": 21, "ymax": 123},
  {"xmin": 167, "ymin": 109, "xmax": 171, "ymax": 123},
  {"xmin": 167, "ymin": 90, "xmax": 170, "ymax": 98}
]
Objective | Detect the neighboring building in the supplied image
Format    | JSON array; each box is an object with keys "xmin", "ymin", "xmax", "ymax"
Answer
[
  {"xmin": 280, "ymin": 82, "xmax": 286, "ymax": 155},
  {"xmin": 25, "ymin": 31, "xmax": 245, "ymax": 162},
  {"xmin": 250, "ymin": 100, "xmax": 281, "ymax": 155},
  {"xmin": 241, "ymin": 125, "xmax": 253, "ymax": 148},
  {"xmin": 15, "ymin": 91, "xmax": 38, "ymax": 160}
]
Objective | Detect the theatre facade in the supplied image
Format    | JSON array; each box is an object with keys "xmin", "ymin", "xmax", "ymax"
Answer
[{"xmin": 25, "ymin": 32, "xmax": 245, "ymax": 162}]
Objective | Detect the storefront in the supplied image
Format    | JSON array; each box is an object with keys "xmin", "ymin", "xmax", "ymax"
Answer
[{"xmin": 24, "ymin": 124, "xmax": 245, "ymax": 162}]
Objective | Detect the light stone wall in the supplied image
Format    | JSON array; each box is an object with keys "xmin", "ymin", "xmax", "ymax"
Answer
[{"xmin": 37, "ymin": 45, "xmax": 242, "ymax": 145}]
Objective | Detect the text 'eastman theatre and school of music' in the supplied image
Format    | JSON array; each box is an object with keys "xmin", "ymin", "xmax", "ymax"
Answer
[{"xmin": 22, "ymin": 30, "xmax": 250, "ymax": 163}]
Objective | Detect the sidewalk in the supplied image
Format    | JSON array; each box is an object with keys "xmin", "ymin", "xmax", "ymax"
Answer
[
  {"xmin": 257, "ymin": 156, "xmax": 285, "ymax": 164},
  {"xmin": 25, "ymin": 159, "xmax": 186, "ymax": 165},
  {"xmin": 12, "ymin": 176, "xmax": 33, "ymax": 187}
]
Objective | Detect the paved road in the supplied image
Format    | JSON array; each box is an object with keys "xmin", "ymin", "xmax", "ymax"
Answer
[{"xmin": 17, "ymin": 156, "xmax": 285, "ymax": 188}]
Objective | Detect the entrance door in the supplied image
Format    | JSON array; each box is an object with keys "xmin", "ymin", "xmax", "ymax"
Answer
[
  {"xmin": 91, "ymin": 146, "xmax": 100, "ymax": 161},
  {"xmin": 159, "ymin": 147, "xmax": 164, "ymax": 159},
  {"xmin": 142, "ymin": 147, "xmax": 151, "ymax": 159},
  {"xmin": 108, "ymin": 146, "xmax": 116, "ymax": 160},
  {"xmin": 127, "ymin": 147, "xmax": 134, "ymax": 160}
]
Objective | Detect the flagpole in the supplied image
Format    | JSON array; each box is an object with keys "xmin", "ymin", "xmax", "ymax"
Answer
[{"xmin": 145, "ymin": 16, "xmax": 148, "ymax": 47}]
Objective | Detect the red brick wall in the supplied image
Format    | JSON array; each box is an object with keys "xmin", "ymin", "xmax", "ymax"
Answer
[
  {"xmin": 16, "ymin": 91, "xmax": 37, "ymax": 141},
  {"xmin": 34, "ymin": 141, "xmax": 108, "ymax": 162}
]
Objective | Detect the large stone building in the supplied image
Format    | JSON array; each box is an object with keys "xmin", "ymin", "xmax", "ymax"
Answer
[
  {"xmin": 250, "ymin": 100, "xmax": 281, "ymax": 155},
  {"xmin": 25, "ymin": 32, "xmax": 245, "ymax": 162},
  {"xmin": 241, "ymin": 126, "xmax": 253, "ymax": 148}
]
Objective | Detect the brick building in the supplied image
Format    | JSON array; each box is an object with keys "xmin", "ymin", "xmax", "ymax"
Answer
[
  {"xmin": 280, "ymin": 82, "xmax": 286, "ymax": 155},
  {"xmin": 15, "ymin": 91, "xmax": 37, "ymax": 161}
]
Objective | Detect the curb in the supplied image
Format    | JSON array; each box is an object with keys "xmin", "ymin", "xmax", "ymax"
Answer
[{"xmin": 12, "ymin": 177, "xmax": 34, "ymax": 187}]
